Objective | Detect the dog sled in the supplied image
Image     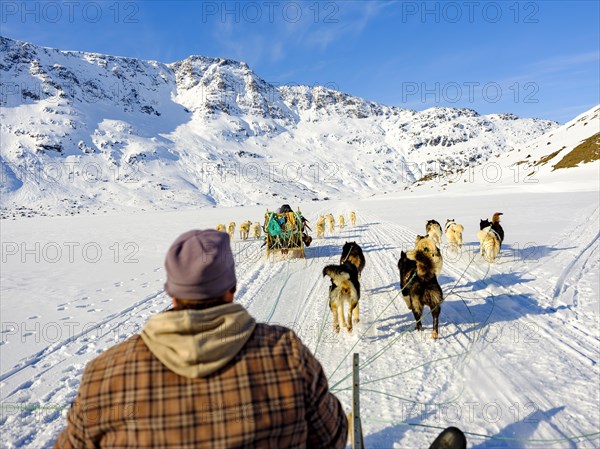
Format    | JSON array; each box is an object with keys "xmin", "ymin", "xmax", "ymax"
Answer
[{"xmin": 264, "ymin": 205, "xmax": 311, "ymax": 259}]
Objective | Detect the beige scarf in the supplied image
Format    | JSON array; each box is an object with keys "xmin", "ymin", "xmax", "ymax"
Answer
[{"xmin": 141, "ymin": 303, "xmax": 256, "ymax": 378}]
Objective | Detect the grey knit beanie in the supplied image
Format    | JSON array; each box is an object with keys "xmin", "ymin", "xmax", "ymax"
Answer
[{"xmin": 164, "ymin": 230, "xmax": 236, "ymax": 300}]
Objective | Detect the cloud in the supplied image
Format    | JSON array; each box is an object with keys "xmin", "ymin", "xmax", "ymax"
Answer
[
  {"xmin": 488, "ymin": 51, "xmax": 600, "ymax": 88},
  {"xmin": 302, "ymin": 1, "xmax": 394, "ymax": 51},
  {"xmin": 527, "ymin": 51, "xmax": 600, "ymax": 74},
  {"xmin": 208, "ymin": 1, "xmax": 393, "ymax": 67}
]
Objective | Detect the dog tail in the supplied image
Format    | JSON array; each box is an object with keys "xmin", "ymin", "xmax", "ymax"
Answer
[
  {"xmin": 323, "ymin": 265, "xmax": 351, "ymax": 285},
  {"xmin": 477, "ymin": 227, "xmax": 490, "ymax": 241},
  {"xmin": 425, "ymin": 283, "xmax": 444, "ymax": 307},
  {"xmin": 415, "ymin": 251, "xmax": 436, "ymax": 281},
  {"xmin": 340, "ymin": 284, "xmax": 352, "ymax": 296}
]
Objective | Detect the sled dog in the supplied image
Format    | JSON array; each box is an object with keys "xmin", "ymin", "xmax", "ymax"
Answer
[
  {"xmin": 323, "ymin": 262, "xmax": 360, "ymax": 333},
  {"xmin": 227, "ymin": 222, "xmax": 236, "ymax": 240},
  {"xmin": 350, "ymin": 211, "xmax": 357, "ymax": 226},
  {"xmin": 426, "ymin": 219, "xmax": 443, "ymax": 245},
  {"xmin": 398, "ymin": 248, "xmax": 444, "ymax": 339},
  {"xmin": 445, "ymin": 219, "xmax": 465, "ymax": 249},
  {"xmin": 326, "ymin": 214, "xmax": 335, "ymax": 233},
  {"xmin": 412, "ymin": 236, "xmax": 442, "ymax": 276},
  {"xmin": 239, "ymin": 220, "xmax": 252, "ymax": 240},
  {"xmin": 477, "ymin": 213, "xmax": 504, "ymax": 263},
  {"xmin": 315, "ymin": 216, "xmax": 326, "ymax": 239},
  {"xmin": 338, "ymin": 215, "xmax": 346, "ymax": 229},
  {"xmin": 216, "ymin": 224, "xmax": 226, "ymax": 233},
  {"xmin": 340, "ymin": 241, "xmax": 366, "ymax": 278},
  {"xmin": 252, "ymin": 222, "xmax": 261, "ymax": 239},
  {"xmin": 491, "ymin": 212, "xmax": 504, "ymax": 242}
]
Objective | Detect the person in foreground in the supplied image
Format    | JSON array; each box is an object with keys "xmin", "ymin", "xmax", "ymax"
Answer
[{"xmin": 54, "ymin": 229, "xmax": 348, "ymax": 448}]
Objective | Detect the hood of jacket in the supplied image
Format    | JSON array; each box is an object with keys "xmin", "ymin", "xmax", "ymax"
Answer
[{"xmin": 140, "ymin": 302, "xmax": 256, "ymax": 378}]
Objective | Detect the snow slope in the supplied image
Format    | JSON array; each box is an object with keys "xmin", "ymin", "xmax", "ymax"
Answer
[
  {"xmin": 1, "ymin": 190, "xmax": 598, "ymax": 448},
  {"xmin": 0, "ymin": 36, "xmax": 558, "ymax": 218},
  {"xmin": 409, "ymin": 105, "xmax": 600, "ymax": 195}
]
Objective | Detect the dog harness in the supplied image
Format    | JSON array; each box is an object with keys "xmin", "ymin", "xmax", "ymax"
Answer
[
  {"xmin": 341, "ymin": 244, "xmax": 354, "ymax": 264},
  {"xmin": 401, "ymin": 272, "xmax": 417, "ymax": 294},
  {"xmin": 488, "ymin": 228, "xmax": 502, "ymax": 242}
]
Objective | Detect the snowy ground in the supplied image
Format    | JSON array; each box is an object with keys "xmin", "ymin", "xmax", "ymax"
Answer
[{"xmin": 1, "ymin": 189, "xmax": 599, "ymax": 448}]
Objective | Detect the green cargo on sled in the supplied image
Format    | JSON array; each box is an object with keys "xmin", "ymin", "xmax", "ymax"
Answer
[{"xmin": 263, "ymin": 208, "xmax": 311, "ymax": 259}]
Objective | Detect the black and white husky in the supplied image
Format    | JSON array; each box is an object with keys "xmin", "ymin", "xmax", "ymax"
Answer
[{"xmin": 323, "ymin": 262, "xmax": 360, "ymax": 333}]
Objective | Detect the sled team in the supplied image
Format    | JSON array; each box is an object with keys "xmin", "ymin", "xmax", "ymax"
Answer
[{"xmin": 215, "ymin": 211, "xmax": 503, "ymax": 340}]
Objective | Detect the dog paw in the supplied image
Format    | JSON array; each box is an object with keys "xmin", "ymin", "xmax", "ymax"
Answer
[
  {"xmin": 347, "ymin": 326, "xmax": 353, "ymax": 333},
  {"xmin": 333, "ymin": 325, "xmax": 340, "ymax": 333},
  {"xmin": 431, "ymin": 330, "xmax": 438, "ymax": 340}
]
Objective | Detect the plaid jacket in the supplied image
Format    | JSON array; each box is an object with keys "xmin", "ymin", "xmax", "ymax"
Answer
[{"xmin": 54, "ymin": 324, "xmax": 348, "ymax": 448}]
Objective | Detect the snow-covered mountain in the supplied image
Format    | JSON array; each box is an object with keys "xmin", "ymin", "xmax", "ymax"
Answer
[
  {"xmin": 407, "ymin": 105, "xmax": 599, "ymax": 194},
  {"xmin": 501, "ymin": 105, "xmax": 599, "ymax": 189},
  {"xmin": 0, "ymin": 36, "xmax": 560, "ymax": 218}
]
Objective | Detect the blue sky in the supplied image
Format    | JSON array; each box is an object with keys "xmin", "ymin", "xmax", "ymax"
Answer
[{"xmin": 1, "ymin": 1, "xmax": 598, "ymax": 123}]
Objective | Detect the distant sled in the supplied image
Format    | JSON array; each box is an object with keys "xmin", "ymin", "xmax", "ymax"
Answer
[{"xmin": 264, "ymin": 206, "xmax": 311, "ymax": 259}]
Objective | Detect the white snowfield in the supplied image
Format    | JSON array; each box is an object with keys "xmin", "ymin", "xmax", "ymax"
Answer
[{"xmin": 1, "ymin": 187, "xmax": 599, "ymax": 448}]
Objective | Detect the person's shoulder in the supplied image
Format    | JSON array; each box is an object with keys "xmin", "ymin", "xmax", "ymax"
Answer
[
  {"xmin": 85, "ymin": 334, "xmax": 145, "ymax": 373},
  {"xmin": 252, "ymin": 322, "xmax": 299, "ymax": 341},
  {"xmin": 249, "ymin": 323, "xmax": 308, "ymax": 353}
]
